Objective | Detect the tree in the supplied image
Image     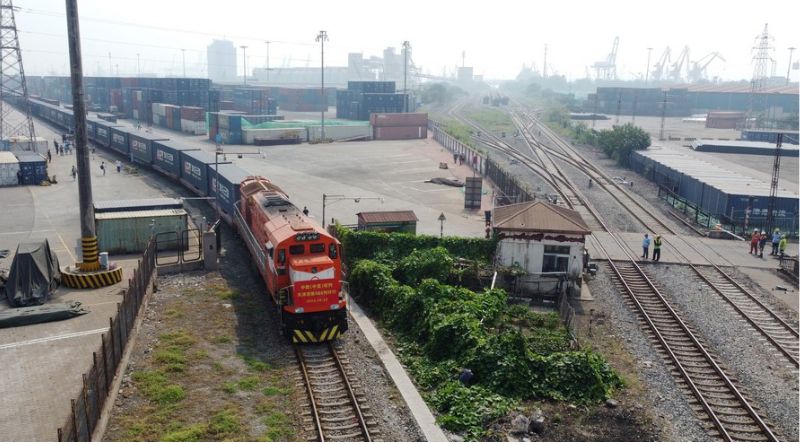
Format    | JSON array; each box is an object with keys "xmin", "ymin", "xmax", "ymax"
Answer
[
  {"xmin": 596, "ymin": 123, "xmax": 651, "ymax": 166},
  {"xmin": 420, "ymin": 83, "xmax": 465, "ymax": 105}
]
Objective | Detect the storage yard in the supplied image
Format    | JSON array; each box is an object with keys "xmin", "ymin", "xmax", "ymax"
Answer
[{"xmin": 1, "ymin": 4, "xmax": 799, "ymax": 443}]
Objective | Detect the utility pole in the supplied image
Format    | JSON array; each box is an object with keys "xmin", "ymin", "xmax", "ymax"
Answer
[
  {"xmin": 402, "ymin": 40, "xmax": 410, "ymax": 113},
  {"xmin": 592, "ymin": 93, "xmax": 598, "ymax": 129},
  {"xmin": 787, "ymin": 47, "xmax": 796, "ymax": 85},
  {"xmin": 543, "ymin": 44, "xmax": 548, "ymax": 78},
  {"xmin": 765, "ymin": 133, "xmax": 783, "ymax": 233},
  {"xmin": 316, "ymin": 30, "xmax": 328, "ymax": 140},
  {"xmin": 136, "ymin": 53, "xmax": 140, "ymax": 77},
  {"xmin": 659, "ymin": 90, "xmax": 667, "ymax": 140},
  {"xmin": 632, "ymin": 90, "xmax": 638, "ymax": 123},
  {"xmin": 749, "ymin": 24, "xmax": 772, "ymax": 129},
  {"xmin": 181, "ymin": 49, "xmax": 186, "ymax": 77},
  {"xmin": 65, "ymin": 0, "xmax": 100, "ymax": 274},
  {"xmin": 107, "ymin": 52, "xmax": 112, "ymax": 76},
  {"xmin": 265, "ymin": 40, "xmax": 271, "ymax": 82},
  {"xmin": 645, "ymin": 47, "xmax": 653, "ymax": 86},
  {"xmin": 240, "ymin": 45, "xmax": 248, "ymax": 85},
  {"xmin": 615, "ymin": 91, "xmax": 622, "ymax": 124}
]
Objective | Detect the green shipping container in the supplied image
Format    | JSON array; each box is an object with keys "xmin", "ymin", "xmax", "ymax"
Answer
[{"xmin": 95, "ymin": 209, "xmax": 189, "ymax": 254}]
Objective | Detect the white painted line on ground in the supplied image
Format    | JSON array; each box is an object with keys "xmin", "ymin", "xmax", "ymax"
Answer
[
  {"xmin": 0, "ymin": 327, "xmax": 108, "ymax": 350},
  {"xmin": 0, "ymin": 229, "xmax": 55, "ymax": 236}
]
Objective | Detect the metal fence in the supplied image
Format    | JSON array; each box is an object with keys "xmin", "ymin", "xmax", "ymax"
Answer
[{"xmin": 57, "ymin": 238, "xmax": 156, "ymax": 442}]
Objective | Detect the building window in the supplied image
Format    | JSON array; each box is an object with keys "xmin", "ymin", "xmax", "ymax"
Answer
[{"xmin": 542, "ymin": 245, "xmax": 570, "ymax": 273}]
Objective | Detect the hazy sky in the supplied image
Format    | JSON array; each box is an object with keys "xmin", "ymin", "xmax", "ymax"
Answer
[{"xmin": 14, "ymin": 0, "xmax": 800, "ymax": 82}]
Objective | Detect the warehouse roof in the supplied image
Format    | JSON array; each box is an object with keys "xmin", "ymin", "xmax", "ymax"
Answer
[
  {"xmin": 692, "ymin": 139, "xmax": 800, "ymax": 150},
  {"xmin": 671, "ymin": 83, "xmax": 799, "ymax": 95},
  {"xmin": 357, "ymin": 211, "xmax": 418, "ymax": 224},
  {"xmin": 636, "ymin": 147, "xmax": 798, "ymax": 198},
  {"xmin": 95, "ymin": 209, "xmax": 187, "ymax": 220},
  {"xmin": 493, "ymin": 201, "xmax": 590, "ymax": 234}
]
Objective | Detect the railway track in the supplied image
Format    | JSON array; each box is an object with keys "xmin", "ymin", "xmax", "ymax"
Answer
[
  {"xmin": 606, "ymin": 253, "xmax": 778, "ymax": 441},
  {"xmin": 295, "ymin": 344, "xmax": 372, "ymax": 442}
]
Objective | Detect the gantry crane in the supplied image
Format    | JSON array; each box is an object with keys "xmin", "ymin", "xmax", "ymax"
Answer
[
  {"xmin": 688, "ymin": 52, "xmax": 726, "ymax": 82},
  {"xmin": 650, "ymin": 47, "xmax": 671, "ymax": 82},
  {"xmin": 592, "ymin": 36, "xmax": 619, "ymax": 80},
  {"xmin": 669, "ymin": 46, "xmax": 690, "ymax": 81}
]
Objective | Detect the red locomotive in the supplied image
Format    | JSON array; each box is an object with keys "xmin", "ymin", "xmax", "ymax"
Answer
[{"xmin": 233, "ymin": 176, "xmax": 347, "ymax": 343}]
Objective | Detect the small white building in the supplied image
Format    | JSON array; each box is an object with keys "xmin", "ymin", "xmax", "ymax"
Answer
[{"xmin": 493, "ymin": 201, "xmax": 591, "ymax": 295}]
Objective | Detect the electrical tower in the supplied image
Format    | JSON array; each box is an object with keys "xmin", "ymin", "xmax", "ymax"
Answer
[
  {"xmin": 0, "ymin": 0, "xmax": 37, "ymax": 151},
  {"xmin": 749, "ymin": 24, "xmax": 773, "ymax": 129},
  {"xmin": 765, "ymin": 133, "xmax": 782, "ymax": 233}
]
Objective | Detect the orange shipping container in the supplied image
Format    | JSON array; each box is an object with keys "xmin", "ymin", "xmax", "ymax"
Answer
[{"xmin": 370, "ymin": 112, "xmax": 428, "ymax": 128}]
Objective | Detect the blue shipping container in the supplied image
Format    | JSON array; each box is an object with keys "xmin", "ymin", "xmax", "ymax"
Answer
[
  {"xmin": 129, "ymin": 133, "xmax": 170, "ymax": 166},
  {"xmin": 15, "ymin": 153, "xmax": 48, "ymax": 185},
  {"xmin": 95, "ymin": 122, "xmax": 120, "ymax": 148},
  {"xmin": 152, "ymin": 141, "xmax": 199, "ymax": 180},
  {"xmin": 207, "ymin": 163, "xmax": 250, "ymax": 224},
  {"xmin": 179, "ymin": 150, "xmax": 231, "ymax": 196},
  {"xmin": 109, "ymin": 127, "xmax": 130, "ymax": 155}
]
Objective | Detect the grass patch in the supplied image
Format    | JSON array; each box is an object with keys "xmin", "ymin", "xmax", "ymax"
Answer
[
  {"xmin": 155, "ymin": 347, "xmax": 187, "ymax": 369},
  {"xmin": 221, "ymin": 381, "xmax": 237, "ymax": 394},
  {"xmin": 159, "ymin": 330, "xmax": 196, "ymax": 348},
  {"xmin": 133, "ymin": 371, "xmax": 186, "ymax": 405},
  {"xmin": 208, "ymin": 409, "xmax": 241, "ymax": 436},
  {"xmin": 218, "ymin": 289, "xmax": 239, "ymax": 300},
  {"xmin": 237, "ymin": 376, "xmax": 260, "ymax": 391},
  {"xmin": 261, "ymin": 411, "xmax": 292, "ymax": 441},
  {"xmin": 164, "ymin": 308, "xmax": 183, "ymax": 319},
  {"xmin": 213, "ymin": 335, "xmax": 232, "ymax": 344},
  {"xmin": 261, "ymin": 386, "xmax": 288, "ymax": 396},
  {"xmin": 161, "ymin": 424, "xmax": 206, "ymax": 442},
  {"xmin": 241, "ymin": 354, "xmax": 271, "ymax": 372}
]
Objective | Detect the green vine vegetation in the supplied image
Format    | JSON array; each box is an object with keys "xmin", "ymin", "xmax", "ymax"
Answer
[{"xmin": 341, "ymin": 229, "xmax": 623, "ymax": 440}]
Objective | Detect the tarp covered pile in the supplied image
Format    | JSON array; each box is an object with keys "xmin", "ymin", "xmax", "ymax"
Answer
[{"xmin": 3, "ymin": 240, "xmax": 61, "ymax": 307}]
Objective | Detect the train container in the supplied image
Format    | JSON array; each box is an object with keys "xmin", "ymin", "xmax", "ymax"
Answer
[
  {"xmin": 0, "ymin": 152, "xmax": 21, "ymax": 186},
  {"xmin": 129, "ymin": 133, "xmax": 170, "ymax": 166},
  {"xmin": 95, "ymin": 122, "xmax": 121, "ymax": 148},
  {"xmin": 179, "ymin": 149, "xmax": 231, "ymax": 196},
  {"xmin": 96, "ymin": 208, "xmax": 188, "ymax": 254},
  {"xmin": 109, "ymin": 127, "xmax": 130, "ymax": 156},
  {"xmin": 370, "ymin": 112, "xmax": 428, "ymax": 127},
  {"xmin": 152, "ymin": 140, "xmax": 199, "ymax": 180},
  {"xmin": 170, "ymin": 106, "xmax": 182, "ymax": 131},
  {"xmin": 740, "ymin": 129, "xmax": 800, "ymax": 145},
  {"xmin": 373, "ymin": 125, "xmax": 427, "ymax": 140},
  {"xmin": 206, "ymin": 163, "xmax": 250, "ymax": 224},
  {"xmin": 86, "ymin": 118, "xmax": 99, "ymax": 142},
  {"xmin": 14, "ymin": 153, "xmax": 48, "ymax": 185}
]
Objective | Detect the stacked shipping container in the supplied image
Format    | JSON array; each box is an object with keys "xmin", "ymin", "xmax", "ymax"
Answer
[
  {"xmin": 370, "ymin": 113, "xmax": 428, "ymax": 140},
  {"xmin": 336, "ymin": 81, "xmax": 408, "ymax": 120}
]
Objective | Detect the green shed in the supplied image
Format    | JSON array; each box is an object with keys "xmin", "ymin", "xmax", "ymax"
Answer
[{"xmin": 95, "ymin": 209, "xmax": 188, "ymax": 254}]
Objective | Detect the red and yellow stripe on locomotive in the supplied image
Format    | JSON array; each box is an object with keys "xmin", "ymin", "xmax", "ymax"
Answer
[{"xmin": 233, "ymin": 176, "xmax": 346, "ymax": 343}]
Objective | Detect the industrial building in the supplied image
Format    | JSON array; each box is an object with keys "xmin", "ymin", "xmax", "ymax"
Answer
[
  {"xmin": 629, "ymin": 147, "xmax": 798, "ymax": 234},
  {"xmin": 207, "ymin": 39, "xmax": 237, "ymax": 83},
  {"xmin": 587, "ymin": 83, "xmax": 799, "ymax": 117},
  {"xmin": 691, "ymin": 140, "xmax": 799, "ymax": 157}
]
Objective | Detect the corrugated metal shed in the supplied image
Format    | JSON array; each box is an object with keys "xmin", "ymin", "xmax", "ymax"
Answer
[
  {"xmin": 357, "ymin": 211, "xmax": 419, "ymax": 224},
  {"xmin": 95, "ymin": 209, "xmax": 187, "ymax": 220},
  {"xmin": 94, "ymin": 198, "xmax": 183, "ymax": 213},
  {"xmin": 494, "ymin": 201, "xmax": 591, "ymax": 234},
  {"xmin": 635, "ymin": 147, "xmax": 797, "ymax": 199}
]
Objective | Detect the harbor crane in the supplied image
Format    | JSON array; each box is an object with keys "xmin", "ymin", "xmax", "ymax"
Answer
[
  {"xmin": 650, "ymin": 47, "xmax": 671, "ymax": 82},
  {"xmin": 592, "ymin": 36, "xmax": 619, "ymax": 80},
  {"xmin": 669, "ymin": 46, "xmax": 690, "ymax": 81},
  {"xmin": 688, "ymin": 52, "xmax": 726, "ymax": 82}
]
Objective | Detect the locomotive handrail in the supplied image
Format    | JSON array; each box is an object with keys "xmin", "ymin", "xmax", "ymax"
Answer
[{"xmin": 233, "ymin": 202, "xmax": 266, "ymax": 275}]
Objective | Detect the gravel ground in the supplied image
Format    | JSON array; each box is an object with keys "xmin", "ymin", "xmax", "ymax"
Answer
[
  {"xmin": 641, "ymin": 263, "xmax": 799, "ymax": 441},
  {"xmin": 587, "ymin": 265, "xmax": 711, "ymax": 441}
]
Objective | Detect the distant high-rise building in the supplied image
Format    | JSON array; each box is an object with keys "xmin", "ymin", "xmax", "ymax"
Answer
[{"xmin": 207, "ymin": 39, "xmax": 236, "ymax": 82}]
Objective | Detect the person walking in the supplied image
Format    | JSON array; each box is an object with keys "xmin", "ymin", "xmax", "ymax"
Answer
[
  {"xmin": 47, "ymin": 149, "xmax": 52, "ymax": 163},
  {"xmin": 642, "ymin": 233, "xmax": 651, "ymax": 259},
  {"xmin": 652, "ymin": 235, "xmax": 662, "ymax": 262},
  {"xmin": 749, "ymin": 229, "xmax": 760, "ymax": 255},
  {"xmin": 116, "ymin": 160, "xmax": 122, "ymax": 173},
  {"xmin": 771, "ymin": 229, "xmax": 781, "ymax": 255},
  {"xmin": 302, "ymin": 206, "xmax": 309, "ymax": 216},
  {"xmin": 16, "ymin": 170, "xmax": 22, "ymax": 185},
  {"xmin": 778, "ymin": 235, "xmax": 787, "ymax": 258},
  {"xmin": 71, "ymin": 165, "xmax": 77, "ymax": 181},
  {"xmin": 100, "ymin": 161, "xmax": 106, "ymax": 176},
  {"xmin": 758, "ymin": 231, "xmax": 768, "ymax": 258},
  {"xmin": 453, "ymin": 152, "xmax": 458, "ymax": 164}
]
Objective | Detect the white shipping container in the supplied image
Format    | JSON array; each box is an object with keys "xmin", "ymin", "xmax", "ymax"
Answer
[
  {"xmin": 180, "ymin": 119, "xmax": 207, "ymax": 135},
  {"xmin": 9, "ymin": 136, "xmax": 48, "ymax": 152},
  {"xmin": 0, "ymin": 151, "xmax": 21, "ymax": 186},
  {"xmin": 308, "ymin": 125, "xmax": 371, "ymax": 142},
  {"xmin": 242, "ymin": 128, "xmax": 306, "ymax": 145}
]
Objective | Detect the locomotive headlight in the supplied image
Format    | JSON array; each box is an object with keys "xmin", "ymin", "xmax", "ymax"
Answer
[{"xmin": 294, "ymin": 307, "xmax": 304, "ymax": 313}]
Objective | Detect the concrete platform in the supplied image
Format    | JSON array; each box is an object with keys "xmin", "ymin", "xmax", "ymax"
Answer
[
  {"xmin": 587, "ymin": 231, "xmax": 793, "ymax": 269},
  {"xmin": 0, "ymin": 112, "xmax": 183, "ymax": 441}
]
